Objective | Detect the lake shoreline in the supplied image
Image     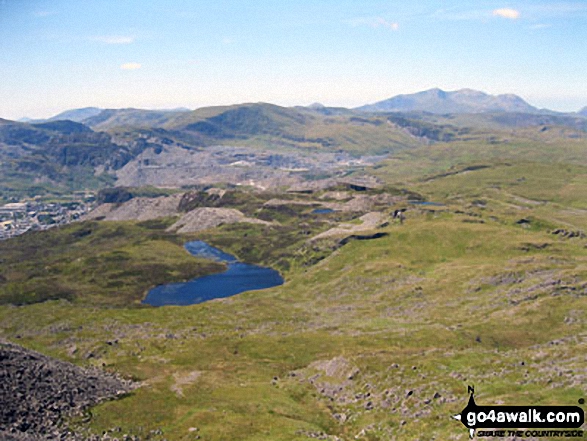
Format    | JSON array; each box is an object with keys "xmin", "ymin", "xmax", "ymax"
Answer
[{"xmin": 143, "ymin": 241, "xmax": 284, "ymax": 307}]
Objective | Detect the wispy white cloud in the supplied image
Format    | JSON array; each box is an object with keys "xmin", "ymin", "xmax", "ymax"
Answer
[
  {"xmin": 431, "ymin": 6, "xmax": 523, "ymax": 21},
  {"xmin": 348, "ymin": 17, "xmax": 399, "ymax": 31},
  {"xmin": 493, "ymin": 8, "xmax": 521, "ymax": 19},
  {"xmin": 377, "ymin": 18, "xmax": 399, "ymax": 31},
  {"xmin": 435, "ymin": 2, "xmax": 587, "ymax": 22},
  {"xmin": 120, "ymin": 62, "xmax": 141, "ymax": 70},
  {"xmin": 92, "ymin": 35, "xmax": 136, "ymax": 45}
]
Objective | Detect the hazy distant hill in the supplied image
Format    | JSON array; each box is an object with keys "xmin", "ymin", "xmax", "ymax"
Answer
[
  {"xmin": 18, "ymin": 107, "xmax": 192, "ymax": 127},
  {"xmin": 3, "ymin": 97, "xmax": 587, "ymax": 200},
  {"xmin": 0, "ymin": 104, "xmax": 416, "ymax": 198},
  {"xmin": 158, "ymin": 102, "xmax": 451, "ymax": 152},
  {"xmin": 408, "ymin": 111, "xmax": 587, "ymax": 133},
  {"xmin": 579, "ymin": 107, "xmax": 587, "ymax": 117},
  {"xmin": 164, "ymin": 103, "xmax": 308, "ymax": 135},
  {"xmin": 358, "ymin": 88, "xmax": 539, "ymax": 114},
  {"xmin": 18, "ymin": 108, "xmax": 104, "ymax": 124},
  {"xmin": 32, "ymin": 120, "xmax": 94, "ymax": 134},
  {"xmin": 48, "ymin": 107, "xmax": 103, "ymax": 123},
  {"xmin": 82, "ymin": 108, "xmax": 190, "ymax": 131},
  {"xmin": 0, "ymin": 120, "xmax": 138, "ymax": 198}
]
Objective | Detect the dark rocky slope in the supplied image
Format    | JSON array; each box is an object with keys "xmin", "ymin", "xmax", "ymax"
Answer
[{"xmin": 0, "ymin": 341, "xmax": 135, "ymax": 440}]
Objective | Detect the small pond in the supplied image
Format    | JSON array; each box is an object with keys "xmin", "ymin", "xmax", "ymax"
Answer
[
  {"xmin": 312, "ymin": 208, "xmax": 335, "ymax": 214},
  {"xmin": 143, "ymin": 241, "xmax": 284, "ymax": 307}
]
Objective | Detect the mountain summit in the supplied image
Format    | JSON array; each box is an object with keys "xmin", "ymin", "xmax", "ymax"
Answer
[{"xmin": 358, "ymin": 88, "xmax": 538, "ymax": 114}]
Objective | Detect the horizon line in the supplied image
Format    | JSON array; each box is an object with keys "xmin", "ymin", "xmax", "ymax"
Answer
[{"xmin": 8, "ymin": 87, "xmax": 587, "ymax": 121}]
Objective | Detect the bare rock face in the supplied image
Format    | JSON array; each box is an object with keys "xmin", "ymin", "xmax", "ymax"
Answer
[
  {"xmin": 84, "ymin": 194, "xmax": 182, "ymax": 222},
  {"xmin": 310, "ymin": 212, "xmax": 388, "ymax": 241},
  {"xmin": 167, "ymin": 207, "xmax": 271, "ymax": 234},
  {"xmin": 82, "ymin": 203, "xmax": 117, "ymax": 220},
  {"xmin": 0, "ymin": 341, "xmax": 135, "ymax": 439}
]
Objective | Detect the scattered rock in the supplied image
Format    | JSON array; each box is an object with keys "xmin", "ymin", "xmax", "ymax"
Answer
[
  {"xmin": 308, "ymin": 357, "xmax": 359, "ymax": 381},
  {"xmin": 551, "ymin": 229, "xmax": 585, "ymax": 239},
  {"xmin": 167, "ymin": 207, "xmax": 271, "ymax": 233},
  {"xmin": 310, "ymin": 212, "xmax": 388, "ymax": 241},
  {"xmin": 0, "ymin": 340, "xmax": 136, "ymax": 439},
  {"xmin": 85, "ymin": 194, "xmax": 183, "ymax": 222}
]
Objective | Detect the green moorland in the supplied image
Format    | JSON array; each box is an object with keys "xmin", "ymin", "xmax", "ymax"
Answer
[
  {"xmin": 0, "ymin": 132, "xmax": 586, "ymax": 440},
  {"xmin": 0, "ymin": 219, "xmax": 225, "ymax": 306}
]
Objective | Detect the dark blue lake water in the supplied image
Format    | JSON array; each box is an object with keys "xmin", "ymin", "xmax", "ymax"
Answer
[
  {"xmin": 312, "ymin": 208, "xmax": 335, "ymax": 214},
  {"xmin": 143, "ymin": 241, "xmax": 284, "ymax": 307}
]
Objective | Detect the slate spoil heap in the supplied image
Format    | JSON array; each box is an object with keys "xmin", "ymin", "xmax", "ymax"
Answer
[{"xmin": 0, "ymin": 341, "xmax": 135, "ymax": 440}]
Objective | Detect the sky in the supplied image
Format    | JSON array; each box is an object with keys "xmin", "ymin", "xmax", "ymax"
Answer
[{"xmin": 1, "ymin": 0, "xmax": 587, "ymax": 119}]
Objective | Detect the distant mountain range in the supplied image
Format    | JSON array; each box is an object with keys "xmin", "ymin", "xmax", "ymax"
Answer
[
  {"xmin": 18, "ymin": 107, "xmax": 102, "ymax": 124},
  {"xmin": 47, "ymin": 107, "xmax": 104, "ymax": 123},
  {"xmin": 3, "ymin": 91, "xmax": 587, "ymax": 200},
  {"xmin": 18, "ymin": 107, "xmax": 192, "ymax": 125},
  {"xmin": 16, "ymin": 89, "xmax": 587, "ymax": 124},
  {"xmin": 357, "ymin": 88, "xmax": 545, "ymax": 114}
]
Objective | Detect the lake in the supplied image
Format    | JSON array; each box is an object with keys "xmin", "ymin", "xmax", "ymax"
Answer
[
  {"xmin": 143, "ymin": 241, "xmax": 284, "ymax": 306},
  {"xmin": 312, "ymin": 208, "xmax": 335, "ymax": 214}
]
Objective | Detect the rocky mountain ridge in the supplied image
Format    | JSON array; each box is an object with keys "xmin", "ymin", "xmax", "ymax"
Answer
[
  {"xmin": 357, "ymin": 88, "xmax": 540, "ymax": 114},
  {"xmin": 3, "ymin": 94, "xmax": 587, "ymax": 201}
]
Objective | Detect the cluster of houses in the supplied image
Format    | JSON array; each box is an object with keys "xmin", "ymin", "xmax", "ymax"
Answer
[{"xmin": 0, "ymin": 198, "xmax": 92, "ymax": 240}]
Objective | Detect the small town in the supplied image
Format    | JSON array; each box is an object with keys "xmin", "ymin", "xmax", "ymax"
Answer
[{"xmin": 0, "ymin": 197, "xmax": 93, "ymax": 240}]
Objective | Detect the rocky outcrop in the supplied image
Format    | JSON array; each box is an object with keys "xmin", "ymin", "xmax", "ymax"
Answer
[
  {"xmin": 167, "ymin": 207, "xmax": 271, "ymax": 234},
  {"xmin": 310, "ymin": 212, "xmax": 388, "ymax": 241},
  {"xmin": 84, "ymin": 194, "xmax": 182, "ymax": 222},
  {"xmin": 319, "ymin": 191, "xmax": 352, "ymax": 201},
  {"xmin": 551, "ymin": 228, "xmax": 585, "ymax": 239},
  {"xmin": 0, "ymin": 340, "xmax": 135, "ymax": 439},
  {"xmin": 339, "ymin": 232, "xmax": 388, "ymax": 245},
  {"xmin": 263, "ymin": 199, "xmax": 318, "ymax": 207},
  {"xmin": 265, "ymin": 194, "xmax": 402, "ymax": 213}
]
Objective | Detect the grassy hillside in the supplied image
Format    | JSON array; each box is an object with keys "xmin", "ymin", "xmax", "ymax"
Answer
[
  {"xmin": 4, "ymin": 104, "xmax": 587, "ymax": 201},
  {"xmin": 160, "ymin": 103, "xmax": 513, "ymax": 155},
  {"xmin": 101, "ymin": 103, "xmax": 480, "ymax": 155},
  {"xmin": 83, "ymin": 108, "xmax": 189, "ymax": 131},
  {"xmin": 0, "ymin": 219, "xmax": 225, "ymax": 306},
  {"xmin": 413, "ymin": 111, "xmax": 587, "ymax": 133},
  {"xmin": 0, "ymin": 113, "xmax": 586, "ymax": 440},
  {"xmin": 0, "ymin": 202, "xmax": 584, "ymax": 440}
]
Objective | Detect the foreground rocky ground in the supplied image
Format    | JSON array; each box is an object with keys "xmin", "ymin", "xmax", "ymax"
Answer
[{"xmin": 0, "ymin": 340, "xmax": 136, "ymax": 440}]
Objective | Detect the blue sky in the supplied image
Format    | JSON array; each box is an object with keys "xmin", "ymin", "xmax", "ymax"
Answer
[{"xmin": 1, "ymin": 0, "xmax": 587, "ymax": 119}]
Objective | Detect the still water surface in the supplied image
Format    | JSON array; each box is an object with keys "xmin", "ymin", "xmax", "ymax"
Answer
[{"xmin": 143, "ymin": 241, "xmax": 284, "ymax": 306}]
